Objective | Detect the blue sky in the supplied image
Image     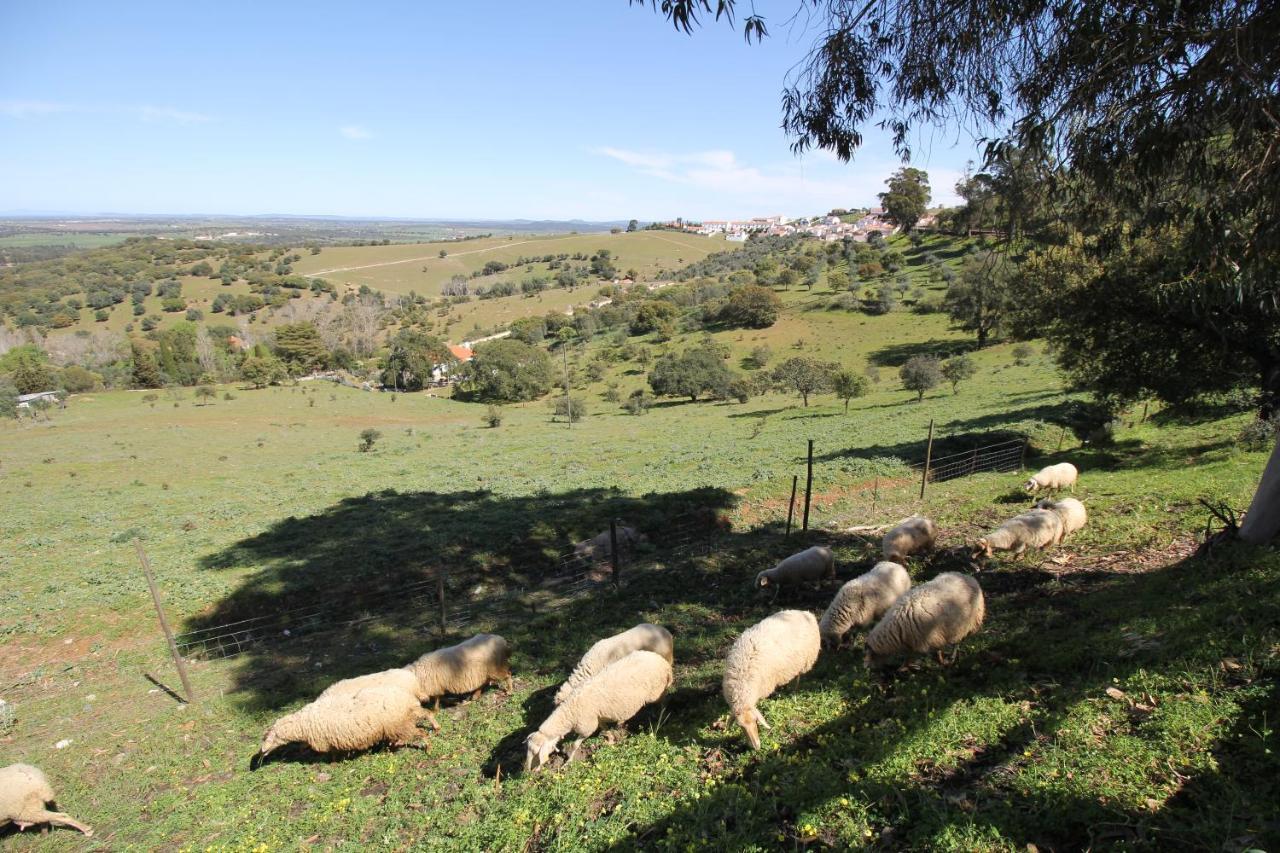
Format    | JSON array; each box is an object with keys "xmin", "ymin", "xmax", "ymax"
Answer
[{"xmin": 0, "ymin": 1, "xmax": 989, "ymax": 220}]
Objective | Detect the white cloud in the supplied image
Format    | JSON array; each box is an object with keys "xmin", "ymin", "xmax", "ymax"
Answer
[
  {"xmin": 0, "ymin": 100, "xmax": 71, "ymax": 118},
  {"xmin": 340, "ymin": 125, "xmax": 373, "ymax": 140},
  {"xmin": 137, "ymin": 106, "xmax": 212, "ymax": 124}
]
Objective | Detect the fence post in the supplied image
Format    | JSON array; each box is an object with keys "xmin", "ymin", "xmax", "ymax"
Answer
[
  {"xmin": 802, "ymin": 439, "xmax": 815, "ymax": 532},
  {"xmin": 1020, "ymin": 436, "xmax": 1030, "ymax": 470},
  {"xmin": 1056, "ymin": 425, "xmax": 1067, "ymax": 452},
  {"xmin": 609, "ymin": 518, "xmax": 621, "ymax": 586},
  {"xmin": 785, "ymin": 475, "xmax": 798, "ymax": 538},
  {"xmin": 872, "ymin": 477, "xmax": 879, "ymax": 512},
  {"xmin": 970, "ymin": 446, "xmax": 979, "ymax": 475},
  {"xmin": 135, "ymin": 541, "xmax": 196, "ymax": 704},
  {"xmin": 919, "ymin": 419, "xmax": 935, "ymax": 500},
  {"xmin": 437, "ymin": 572, "xmax": 447, "ymax": 635}
]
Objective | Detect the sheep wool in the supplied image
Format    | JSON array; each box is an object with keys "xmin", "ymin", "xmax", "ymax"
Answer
[
  {"xmin": 254, "ymin": 684, "xmax": 427, "ymax": 767},
  {"xmin": 574, "ymin": 526, "xmax": 645, "ymax": 560},
  {"xmin": 1023, "ymin": 462, "xmax": 1078, "ymax": 494},
  {"xmin": 0, "ymin": 763, "xmax": 92, "ymax": 837},
  {"xmin": 755, "ymin": 546, "xmax": 835, "ymax": 588},
  {"xmin": 405, "ymin": 633, "xmax": 513, "ymax": 707},
  {"xmin": 1035, "ymin": 497, "xmax": 1088, "ymax": 541},
  {"xmin": 525, "ymin": 650, "xmax": 672, "ymax": 770},
  {"xmin": 554, "ymin": 623, "xmax": 674, "ymax": 705},
  {"xmin": 881, "ymin": 516, "xmax": 938, "ymax": 562},
  {"xmin": 818, "ymin": 561, "xmax": 912, "ymax": 648},
  {"xmin": 319, "ymin": 667, "xmax": 441, "ymax": 730},
  {"xmin": 865, "ymin": 572, "xmax": 985, "ymax": 667},
  {"xmin": 722, "ymin": 609, "xmax": 821, "ymax": 749},
  {"xmin": 973, "ymin": 508, "xmax": 1063, "ymax": 559}
]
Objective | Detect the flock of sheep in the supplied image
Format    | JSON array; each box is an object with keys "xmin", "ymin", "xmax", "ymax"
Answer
[{"xmin": 1, "ymin": 462, "xmax": 1083, "ymax": 839}]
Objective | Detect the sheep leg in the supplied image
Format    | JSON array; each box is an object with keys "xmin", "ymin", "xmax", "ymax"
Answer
[
  {"xmin": 935, "ymin": 648, "xmax": 947, "ymax": 666},
  {"xmin": 470, "ymin": 687, "xmax": 483, "ymax": 701},
  {"xmin": 433, "ymin": 696, "xmax": 441, "ymax": 713},
  {"xmin": 422, "ymin": 708, "xmax": 441, "ymax": 731},
  {"xmin": 504, "ymin": 672, "xmax": 514, "ymax": 693},
  {"xmin": 39, "ymin": 811, "xmax": 93, "ymax": 837}
]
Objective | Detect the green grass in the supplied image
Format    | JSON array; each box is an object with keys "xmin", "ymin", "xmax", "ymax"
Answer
[
  {"xmin": 1, "ymin": 262, "xmax": 1276, "ymax": 849},
  {"xmin": 0, "ymin": 233, "xmax": 131, "ymax": 250}
]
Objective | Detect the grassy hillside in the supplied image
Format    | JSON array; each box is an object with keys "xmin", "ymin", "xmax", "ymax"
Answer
[
  {"xmin": 290, "ymin": 231, "xmax": 732, "ymax": 297},
  {"xmin": 0, "ymin": 232, "xmax": 1275, "ymax": 850}
]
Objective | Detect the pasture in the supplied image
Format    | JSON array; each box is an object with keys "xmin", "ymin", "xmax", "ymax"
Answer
[{"xmin": 1, "ymin": 336, "xmax": 1275, "ymax": 848}]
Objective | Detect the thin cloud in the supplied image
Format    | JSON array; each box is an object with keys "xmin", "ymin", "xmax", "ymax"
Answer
[
  {"xmin": 340, "ymin": 125, "xmax": 373, "ymax": 140},
  {"xmin": 137, "ymin": 105, "xmax": 212, "ymax": 124},
  {"xmin": 0, "ymin": 100, "xmax": 71, "ymax": 118}
]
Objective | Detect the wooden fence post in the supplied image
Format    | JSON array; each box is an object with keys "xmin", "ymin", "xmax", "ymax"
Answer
[
  {"xmin": 135, "ymin": 541, "xmax": 195, "ymax": 704},
  {"xmin": 872, "ymin": 477, "xmax": 879, "ymax": 512},
  {"xmin": 785, "ymin": 475, "xmax": 798, "ymax": 538},
  {"xmin": 970, "ymin": 446, "xmax": 979, "ymax": 475},
  {"xmin": 609, "ymin": 518, "xmax": 621, "ymax": 586},
  {"xmin": 437, "ymin": 573, "xmax": 447, "ymax": 635},
  {"xmin": 919, "ymin": 419, "xmax": 935, "ymax": 500},
  {"xmin": 1056, "ymin": 425, "xmax": 1067, "ymax": 452},
  {"xmin": 802, "ymin": 440, "xmax": 814, "ymax": 532},
  {"xmin": 1020, "ymin": 436, "xmax": 1030, "ymax": 470}
]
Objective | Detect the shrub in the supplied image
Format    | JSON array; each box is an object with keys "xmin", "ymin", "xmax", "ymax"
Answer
[
  {"xmin": 223, "ymin": 392, "xmax": 236, "ymax": 401},
  {"xmin": 94, "ymin": 309, "xmax": 110, "ymax": 322},
  {"xmin": 900, "ymin": 355, "xmax": 943, "ymax": 401},
  {"xmin": 941, "ymin": 355, "xmax": 978, "ymax": 393},
  {"xmin": 483, "ymin": 405, "xmax": 503, "ymax": 428},
  {"xmin": 358, "ymin": 428, "xmax": 382, "ymax": 452},
  {"xmin": 1240, "ymin": 416, "xmax": 1280, "ymax": 451},
  {"xmin": 550, "ymin": 395, "xmax": 588, "ymax": 422},
  {"xmin": 1012, "ymin": 343, "xmax": 1034, "ymax": 364},
  {"xmin": 59, "ymin": 365, "xmax": 100, "ymax": 393},
  {"xmin": 745, "ymin": 344, "xmax": 772, "ymax": 369},
  {"xmin": 717, "ymin": 285, "xmax": 782, "ymax": 328},
  {"xmin": 195, "ymin": 385, "xmax": 217, "ymax": 404},
  {"xmin": 624, "ymin": 389, "xmax": 653, "ymax": 415}
]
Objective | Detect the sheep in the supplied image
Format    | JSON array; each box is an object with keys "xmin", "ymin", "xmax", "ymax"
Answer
[
  {"xmin": 755, "ymin": 546, "xmax": 835, "ymax": 594},
  {"xmin": 404, "ymin": 633, "xmax": 513, "ymax": 712},
  {"xmin": 864, "ymin": 572, "xmax": 985, "ymax": 668},
  {"xmin": 319, "ymin": 668, "xmax": 441, "ymax": 731},
  {"xmin": 722, "ymin": 609, "xmax": 821, "ymax": 750},
  {"xmin": 818, "ymin": 561, "xmax": 912, "ymax": 649},
  {"xmin": 0, "ymin": 763, "xmax": 92, "ymax": 837},
  {"xmin": 573, "ymin": 525, "xmax": 645, "ymax": 561},
  {"xmin": 881, "ymin": 516, "xmax": 938, "ymax": 563},
  {"xmin": 1035, "ymin": 497, "xmax": 1088, "ymax": 542},
  {"xmin": 524, "ymin": 650, "xmax": 672, "ymax": 771},
  {"xmin": 554, "ymin": 623, "xmax": 674, "ymax": 705},
  {"xmin": 971, "ymin": 508, "xmax": 1064, "ymax": 560},
  {"xmin": 1023, "ymin": 462, "xmax": 1078, "ymax": 495},
  {"xmin": 252, "ymin": 684, "xmax": 428, "ymax": 769}
]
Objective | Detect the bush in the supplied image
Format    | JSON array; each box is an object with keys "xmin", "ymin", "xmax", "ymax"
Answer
[
  {"xmin": 59, "ymin": 365, "xmax": 100, "ymax": 393},
  {"xmin": 941, "ymin": 355, "xmax": 977, "ymax": 393},
  {"xmin": 717, "ymin": 285, "xmax": 782, "ymax": 328},
  {"xmin": 1012, "ymin": 343, "xmax": 1034, "ymax": 364},
  {"xmin": 900, "ymin": 355, "xmax": 943, "ymax": 401},
  {"xmin": 358, "ymin": 428, "xmax": 382, "ymax": 452},
  {"xmin": 550, "ymin": 395, "xmax": 588, "ymax": 422},
  {"xmin": 624, "ymin": 389, "xmax": 653, "ymax": 415},
  {"xmin": 745, "ymin": 344, "xmax": 772, "ymax": 369},
  {"xmin": 195, "ymin": 385, "xmax": 217, "ymax": 404},
  {"xmin": 94, "ymin": 309, "xmax": 110, "ymax": 322},
  {"xmin": 483, "ymin": 405, "xmax": 503, "ymax": 428},
  {"xmin": 1240, "ymin": 416, "xmax": 1280, "ymax": 450},
  {"xmin": 223, "ymin": 391, "xmax": 236, "ymax": 401}
]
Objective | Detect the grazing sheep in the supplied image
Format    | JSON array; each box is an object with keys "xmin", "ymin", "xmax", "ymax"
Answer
[
  {"xmin": 1035, "ymin": 497, "xmax": 1088, "ymax": 542},
  {"xmin": 865, "ymin": 572, "xmax": 985, "ymax": 668},
  {"xmin": 574, "ymin": 525, "xmax": 645, "ymax": 561},
  {"xmin": 971, "ymin": 508, "xmax": 1064, "ymax": 559},
  {"xmin": 319, "ymin": 668, "xmax": 440, "ymax": 730},
  {"xmin": 405, "ymin": 633, "xmax": 513, "ymax": 711},
  {"xmin": 1023, "ymin": 462, "xmax": 1078, "ymax": 495},
  {"xmin": 722, "ymin": 610, "xmax": 821, "ymax": 750},
  {"xmin": 818, "ymin": 561, "xmax": 912, "ymax": 648},
  {"xmin": 554, "ymin": 623, "xmax": 674, "ymax": 705},
  {"xmin": 0, "ymin": 763, "xmax": 92, "ymax": 837},
  {"xmin": 755, "ymin": 546, "xmax": 835, "ymax": 591},
  {"xmin": 525, "ymin": 650, "xmax": 672, "ymax": 771},
  {"xmin": 882, "ymin": 516, "xmax": 938, "ymax": 562},
  {"xmin": 252, "ymin": 685, "xmax": 428, "ymax": 768}
]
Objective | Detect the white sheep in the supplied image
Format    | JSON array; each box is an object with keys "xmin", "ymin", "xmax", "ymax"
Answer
[
  {"xmin": 554, "ymin": 623, "xmax": 674, "ymax": 705},
  {"xmin": 574, "ymin": 525, "xmax": 645, "ymax": 561},
  {"xmin": 405, "ymin": 633, "xmax": 513, "ymax": 711},
  {"xmin": 0, "ymin": 763, "xmax": 92, "ymax": 837},
  {"xmin": 1035, "ymin": 497, "xmax": 1088, "ymax": 542},
  {"xmin": 865, "ymin": 572, "xmax": 985, "ymax": 668},
  {"xmin": 1023, "ymin": 462, "xmax": 1078, "ymax": 495},
  {"xmin": 818, "ymin": 561, "xmax": 912, "ymax": 648},
  {"xmin": 524, "ymin": 649, "xmax": 672, "ymax": 771},
  {"xmin": 252, "ymin": 684, "xmax": 429, "ymax": 768},
  {"xmin": 319, "ymin": 668, "xmax": 441, "ymax": 731},
  {"xmin": 722, "ymin": 609, "xmax": 821, "ymax": 750},
  {"xmin": 881, "ymin": 516, "xmax": 938, "ymax": 562},
  {"xmin": 971, "ymin": 508, "xmax": 1064, "ymax": 559},
  {"xmin": 755, "ymin": 546, "xmax": 835, "ymax": 591}
]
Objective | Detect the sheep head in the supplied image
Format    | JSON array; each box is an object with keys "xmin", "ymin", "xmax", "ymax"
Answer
[
  {"xmin": 735, "ymin": 708, "xmax": 764, "ymax": 750},
  {"xmin": 970, "ymin": 539, "xmax": 993, "ymax": 560},
  {"xmin": 251, "ymin": 725, "xmax": 290, "ymax": 770},
  {"xmin": 1022, "ymin": 478, "xmax": 1039, "ymax": 493},
  {"xmin": 524, "ymin": 731, "xmax": 558, "ymax": 772}
]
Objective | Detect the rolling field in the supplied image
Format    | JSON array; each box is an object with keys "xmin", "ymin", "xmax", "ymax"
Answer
[
  {"xmin": 2, "ymin": 273, "xmax": 1277, "ymax": 848},
  {"xmin": 291, "ymin": 231, "xmax": 733, "ymax": 297}
]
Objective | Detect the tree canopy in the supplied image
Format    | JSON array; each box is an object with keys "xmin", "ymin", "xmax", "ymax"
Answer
[
  {"xmin": 878, "ymin": 167, "xmax": 930, "ymax": 233},
  {"xmin": 456, "ymin": 339, "xmax": 554, "ymax": 403}
]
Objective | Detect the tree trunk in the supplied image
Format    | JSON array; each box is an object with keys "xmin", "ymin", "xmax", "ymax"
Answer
[
  {"xmin": 977, "ymin": 327, "xmax": 988, "ymax": 348},
  {"xmin": 1240, "ymin": 435, "xmax": 1280, "ymax": 544},
  {"xmin": 802, "ymin": 392, "xmax": 809, "ymax": 407}
]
